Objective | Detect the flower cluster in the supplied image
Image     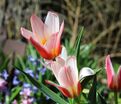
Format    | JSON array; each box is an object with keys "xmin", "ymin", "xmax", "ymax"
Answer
[{"xmin": 20, "ymin": 11, "xmax": 94, "ymax": 98}]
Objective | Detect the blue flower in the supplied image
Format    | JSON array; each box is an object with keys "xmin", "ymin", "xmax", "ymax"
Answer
[
  {"xmin": 14, "ymin": 69, "xmax": 20, "ymax": 75},
  {"xmin": 23, "ymin": 83, "xmax": 31, "ymax": 88},
  {"xmin": 1, "ymin": 70, "xmax": 8, "ymax": 80},
  {"xmin": 37, "ymin": 67, "xmax": 46, "ymax": 76},
  {"xmin": 25, "ymin": 68, "xmax": 34, "ymax": 78},
  {"xmin": 13, "ymin": 76, "xmax": 20, "ymax": 85}
]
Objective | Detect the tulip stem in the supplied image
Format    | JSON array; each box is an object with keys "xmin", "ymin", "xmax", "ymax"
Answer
[
  {"xmin": 114, "ymin": 91, "xmax": 118, "ymax": 104},
  {"xmin": 75, "ymin": 96, "xmax": 81, "ymax": 104}
]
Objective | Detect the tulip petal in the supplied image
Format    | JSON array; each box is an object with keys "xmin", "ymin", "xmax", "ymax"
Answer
[
  {"xmin": 56, "ymin": 56, "xmax": 65, "ymax": 67},
  {"xmin": 30, "ymin": 14, "xmax": 44, "ymax": 40},
  {"xmin": 30, "ymin": 37, "xmax": 53, "ymax": 59},
  {"xmin": 58, "ymin": 21, "xmax": 64, "ymax": 38},
  {"xmin": 58, "ymin": 45, "xmax": 67, "ymax": 61},
  {"xmin": 50, "ymin": 61, "xmax": 63, "ymax": 79},
  {"xmin": 45, "ymin": 11, "xmax": 59, "ymax": 35},
  {"xmin": 77, "ymin": 82, "xmax": 82, "ymax": 95},
  {"xmin": 58, "ymin": 65, "xmax": 77, "ymax": 88},
  {"xmin": 105, "ymin": 55, "xmax": 115, "ymax": 87},
  {"xmin": 118, "ymin": 66, "xmax": 121, "ymax": 88},
  {"xmin": 45, "ymin": 34, "xmax": 61, "ymax": 57},
  {"xmin": 79, "ymin": 67, "xmax": 94, "ymax": 80},
  {"xmin": 45, "ymin": 80, "xmax": 72, "ymax": 98},
  {"xmin": 66, "ymin": 56, "xmax": 78, "ymax": 83},
  {"xmin": 20, "ymin": 27, "xmax": 33, "ymax": 40}
]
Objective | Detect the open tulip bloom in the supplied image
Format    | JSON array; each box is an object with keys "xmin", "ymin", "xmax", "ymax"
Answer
[
  {"xmin": 46, "ymin": 56, "xmax": 94, "ymax": 98},
  {"xmin": 105, "ymin": 55, "xmax": 121, "ymax": 91},
  {"xmin": 21, "ymin": 11, "xmax": 64, "ymax": 60}
]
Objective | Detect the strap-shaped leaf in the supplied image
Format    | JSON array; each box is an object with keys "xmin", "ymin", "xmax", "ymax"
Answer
[
  {"xmin": 16, "ymin": 67, "xmax": 68, "ymax": 104},
  {"xmin": 74, "ymin": 27, "xmax": 84, "ymax": 62},
  {"xmin": 88, "ymin": 75, "xmax": 97, "ymax": 104},
  {"xmin": 98, "ymin": 92, "xmax": 107, "ymax": 104}
]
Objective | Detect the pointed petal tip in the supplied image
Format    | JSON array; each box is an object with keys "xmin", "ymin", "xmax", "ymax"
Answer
[
  {"xmin": 48, "ymin": 11, "xmax": 58, "ymax": 17},
  {"xmin": 30, "ymin": 14, "xmax": 37, "ymax": 20}
]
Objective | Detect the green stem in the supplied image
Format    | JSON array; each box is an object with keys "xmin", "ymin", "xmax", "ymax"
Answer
[
  {"xmin": 75, "ymin": 96, "xmax": 81, "ymax": 104},
  {"xmin": 114, "ymin": 91, "xmax": 118, "ymax": 104}
]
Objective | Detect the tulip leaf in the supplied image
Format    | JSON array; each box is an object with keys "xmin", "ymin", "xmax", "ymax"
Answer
[
  {"xmin": 74, "ymin": 27, "xmax": 84, "ymax": 61},
  {"xmin": 16, "ymin": 67, "xmax": 68, "ymax": 104},
  {"xmin": 88, "ymin": 75, "xmax": 97, "ymax": 104},
  {"xmin": 98, "ymin": 92, "xmax": 107, "ymax": 104}
]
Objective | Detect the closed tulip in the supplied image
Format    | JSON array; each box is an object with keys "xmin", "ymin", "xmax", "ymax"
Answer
[{"xmin": 105, "ymin": 55, "xmax": 121, "ymax": 91}]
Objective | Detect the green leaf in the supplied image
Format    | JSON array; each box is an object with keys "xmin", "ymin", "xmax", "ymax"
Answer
[
  {"xmin": 0, "ymin": 55, "xmax": 10, "ymax": 72},
  {"xmin": 10, "ymin": 86, "xmax": 22, "ymax": 102},
  {"xmin": 16, "ymin": 67, "xmax": 68, "ymax": 104},
  {"xmin": 98, "ymin": 92, "xmax": 107, "ymax": 104},
  {"xmin": 88, "ymin": 75, "xmax": 97, "ymax": 104},
  {"xmin": 16, "ymin": 55, "xmax": 26, "ymax": 70},
  {"xmin": 74, "ymin": 27, "xmax": 84, "ymax": 61}
]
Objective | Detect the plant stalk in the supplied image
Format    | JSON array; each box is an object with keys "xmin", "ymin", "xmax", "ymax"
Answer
[{"xmin": 114, "ymin": 91, "xmax": 118, "ymax": 104}]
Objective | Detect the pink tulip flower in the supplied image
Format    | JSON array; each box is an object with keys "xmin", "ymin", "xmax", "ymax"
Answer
[
  {"xmin": 21, "ymin": 11, "xmax": 64, "ymax": 60},
  {"xmin": 46, "ymin": 56, "xmax": 81, "ymax": 98},
  {"xmin": 105, "ymin": 55, "xmax": 121, "ymax": 91}
]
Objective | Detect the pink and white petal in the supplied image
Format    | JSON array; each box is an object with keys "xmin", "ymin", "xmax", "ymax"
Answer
[
  {"xmin": 45, "ymin": 80, "xmax": 72, "ymax": 98},
  {"xmin": 79, "ymin": 67, "xmax": 94, "ymax": 80},
  {"xmin": 57, "ymin": 66, "xmax": 76, "ymax": 88},
  {"xmin": 50, "ymin": 61, "xmax": 63, "ymax": 79},
  {"xmin": 56, "ymin": 56, "xmax": 65, "ymax": 67},
  {"xmin": 55, "ymin": 21, "xmax": 64, "ymax": 51},
  {"xmin": 58, "ymin": 21, "xmax": 64, "ymax": 38},
  {"xmin": 117, "ymin": 66, "xmax": 121, "ymax": 88},
  {"xmin": 66, "ymin": 56, "xmax": 78, "ymax": 83},
  {"xmin": 105, "ymin": 55, "xmax": 115, "ymax": 87},
  {"xmin": 45, "ymin": 34, "xmax": 57, "ymax": 51},
  {"xmin": 20, "ymin": 27, "xmax": 33, "ymax": 40},
  {"xmin": 30, "ymin": 37, "xmax": 53, "ymax": 60},
  {"xmin": 30, "ymin": 14, "xmax": 44, "ymax": 40},
  {"xmin": 58, "ymin": 46, "xmax": 67, "ymax": 61},
  {"xmin": 45, "ymin": 11, "xmax": 59, "ymax": 35}
]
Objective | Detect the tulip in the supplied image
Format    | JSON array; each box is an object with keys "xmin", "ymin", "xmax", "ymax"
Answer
[
  {"xmin": 46, "ymin": 56, "xmax": 94, "ymax": 98},
  {"xmin": 105, "ymin": 55, "xmax": 121, "ymax": 91},
  {"xmin": 46, "ymin": 56, "xmax": 81, "ymax": 98},
  {"xmin": 21, "ymin": 11, "xmax": 64, "ymax": 60}
]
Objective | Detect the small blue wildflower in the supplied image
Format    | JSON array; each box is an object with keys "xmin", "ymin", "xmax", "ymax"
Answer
[
  {"xmin": 25, "ymin": 68, "xmax": 34, "ymax": 78},
  {"xmin": 13, "ymin": 76, "xmax": 20, "ymax": 85},
  {"xmin": 23, "ymin": 83, "xmax": 31, "ymax": 88},
  {"xmin": 33, "ymin": 86, "xmax": 38, "ymax": 92},
  {"xmin": 46, "ymin": 95, "xmax": 50, "ymax": 100},
  {"xmin": 14, "ymin": 69, "xmax": 20, "ymax": 75},
  {"xmin": 1, "ymin": 70, "xmax": 8, "ymax": 80},
  {"xmin": 28, "ymin": 55, "xmax": 39, "ymax": 65},
  {"xmin": 37, "ymin": 67, "xmax": 46, "ymax": 76}
]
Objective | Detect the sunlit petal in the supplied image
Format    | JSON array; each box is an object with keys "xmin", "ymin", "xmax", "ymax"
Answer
[
  {"xmin": 50, "ymin": 61, "xmax": 63, "ymax": 79},
  {"xmin": 66, "ymin": 56, "xmax": 78, "ymax": 83},
  {"xmin": 45, "ymin": 11, "xmax": 59, "ymax": 35},
  {"xmin": 58, "ymin": 66, "xmax": 76, "ymax": 88},
  {"xmin": 79, "ymin": 67, "xmax": 94, "ymax": 80},
  {"xmin": 20, "ymin": 27, "xmax": 33, "ymax": 40},
  {"xmin": 30, "ymin": 14, "xmax": 44, "ymax": 40}
]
